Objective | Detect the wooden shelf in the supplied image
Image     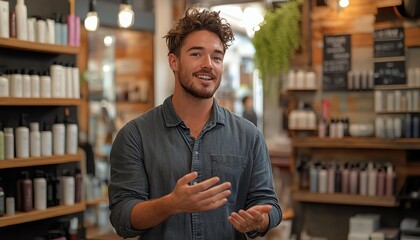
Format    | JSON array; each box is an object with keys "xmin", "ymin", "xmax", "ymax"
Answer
[
  {"xmin": 86, "ymin": 197, "xmax": 109, "ymax": 206},
  {"xmin": 0, "ymin": 154, "xmax": 82, "ymax": 169},
  {"xmin": 293, "ymin": 191, "xmax": 398, "ymax": 207},
  {"xmin": 0, "ymin": 98, "xmax": 82, "ymax": 106},
  {"xmin": 0, "ymin": 37, "xmax": 79, "ymax": 55},
  {"xmin": 0, "ymin": 203, "xmax": 86, "ymax": 227},
  {"xmin": 292, "ymin": 137, "xmax": 420, "ymax": 150},
  {"xmin": 376, "ymin": 0, "xmax": 402, "ymax": 8},
  {"xmin": 287, "ymin": 88, "xmax": 318, "ymax": 91},
  {"xmin": 376, "ymin": 111, "xmax": 420, "ymax": 114},
  {"xmin": 374, "ymin": 85, "xmax": 420, "ymax": 90}
]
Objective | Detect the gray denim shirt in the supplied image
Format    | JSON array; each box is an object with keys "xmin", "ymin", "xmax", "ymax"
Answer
[{"xmin": 109, "ymin": 96, "xmax": 282, "ymax": 240}]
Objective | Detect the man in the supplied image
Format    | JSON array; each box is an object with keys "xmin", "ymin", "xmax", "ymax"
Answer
[
  {"xmin": 242, "ymin": 95, "xmax": 258, "ymax": 127},
  {"xmin": 109, "ymin": 6, "xmax": 282, "ymax": 239}
]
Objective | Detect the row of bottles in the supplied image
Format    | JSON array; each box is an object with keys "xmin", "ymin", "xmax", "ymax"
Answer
[
  {"xmin": 375, "ymin": 89, "xmax": 420, "ymax": 113},
  {"xmin": 297, "ymin": 160, "xmax": 396, "ymax": 197},
  {"xmin": 347, "ymin": 70, "xmax": 374, "ymax": 91},
  {"xmin": 288, "ymin": 102, "xmax": 317, "ymax": 130},
  {"xmin": 0, "ymin": 169, "xmax": 82, "ymax": 217},
  {"xmin": 0, "ymin": 0, "xmax": 81, "ymax": 46},
  {"xmin": 0, "ymin": 111, "xmax": 78, "ymax": 160},
  {"xmin": 287, "ymin": 69, "xmax": 317, "ymax": 90},
  {"xmin": 318, "ymin": 117, "xmax": 351, "ymax": 138},
  {"xmin": 375, "ymin": 114, "xmax": 420, "ymax": 139},
  {"xmin": 0, "ymin": 63, "xmax": 80, "ymax": 99}
]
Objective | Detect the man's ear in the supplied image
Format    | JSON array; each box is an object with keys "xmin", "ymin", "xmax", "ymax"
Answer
[{"xmin": 168, "ymin": 53, "xmax": 178, "ymax": 72}]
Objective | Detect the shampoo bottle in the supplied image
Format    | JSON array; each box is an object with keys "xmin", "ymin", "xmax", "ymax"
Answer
[
  {"xmin": 30, "ymin": 122, "xmax": 41, "ymax": 157},
  {"xmin": 0, "ymin": 72, "xmax": 9, "ymax": 97},
  {"xmin": 4, "ymin": 127, "xmax": 14, "ymax": 159},
  {"xmin": 41, "ymin": 122, "xmax": 52, "ymax": 156},
  {"xmin": 61, "ymin": 170, "xmax": 75, "ymax": 206},
  {"xmin": 15, "ymin": 0, "xmax": 27, "ymax": 40},
  {"xmin": 34, "ymin": 170, "xmax": 47, "ymax": 210},
  {"xmin": 16, "ymin": 114, "xmax": 29, "ymax": 158},
  {"xmin": 29, "ymin": 70, "xmax": 40, "ymax": 98},
  {"xmin": 64, "ymin": 109, "xmax": 78, "ymax": 154},
  {"xmin": 74, "ymin": 168, "xmax": 83, "ymax": 202},
  {"xmin": 0, "ymin": 122, "xmax": 4, "ymax": 160},
  {"xmin": 21, "ymin": 171, "xmax": 33, "ymax": 212},
  {"xmin": 52, "ymin": 115, "xmax": 65, "ymax": 155}
]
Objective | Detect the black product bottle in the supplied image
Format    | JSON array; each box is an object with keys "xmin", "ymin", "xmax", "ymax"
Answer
[
  {"xmin": 46, "ymin": 174, "xmax": 55, "ymax": 207},
  {"xmin": 335, "ymin": 165, "xmax": 341, "ymax": 193},
  {"xmin": 74, "ymin": 168, "xmax": 83, "ymax": 203},
  {"xmin": 53, "ymin": 174, "xmax": 61, "ymax": 206},
  {"xmin": 0, "ymin": 177, "xmax": 4, "ymax": 216},
  {"xmin": 21, "ymin": 171, "xmax": 33, "ymax": 212}
]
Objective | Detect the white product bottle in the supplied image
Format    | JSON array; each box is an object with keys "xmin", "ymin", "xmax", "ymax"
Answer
[
  {"xmin": 36, "ymin": 18, "xmax": 47, "ymax": 43},
  {"xmin": 33, "ymin": 170, "xmax": 46, "ymax": 210},
  {"xmin": 65, "ymin": 113, "xmax": 78, "ymax": 154},
  {"xmin": 374, "ymin": 91, "xmax": 383, "ymax": 112},
  {"xmin": 0, "ymin": 123, "xmax": 4, "ymax": 160},
  {"xmin": 61, "ymin": 171, "xmax": 75, "ymax": 206},
  {"xmin": 71, "ymin": 64, "xmax": 80, "ymax": 99},
  {"xmin": 367, "ymin": 162, "xmax": 377, "ymax": 196},
  {"xmin": 318, "ymin": 167, "xmax": 328, "ymax": 193},
  {"xmin": 0, "ymin": 72, "xmax": 9, "ymax": 97},
  {"xmin": 41, "ymin": 122, "xmax": 52, "ymax": 156},
  {"xmin": 15, "ymin": 0, "xmax": 28, "ymax": 41},
  {"xmin": 0, "ymin": 0, "xmax": 9, "ymax": 38},
  {"xmin": 50, "ymin": 62, "xmax": 64, "ymax": 98},
  {"xmin": 21, "ymin": 69, "xmax": 31, "ymax": 98},
  {"xmin": 4, "ymin": 127, "xmax": 14, "ymax": 159},
  {"xmin": 16, "ymin": 114, "xmax": 29, "ymax": 158},
  {"xmin": 10, "ymin": 69, "xmax": 23, "ymax": 97},
  {"xmin": 65, "ymin": 64, "xmax": 73, "ymax": 98},
  {"xmin": 30, "ymin": 122, "xmax": 41, "ymax": 157},
  {"xmin": 40, "ymin": 71, "xmax": 51, "ymax": 98},
  {"xmin": 52, "ymin": 115, "xmax": 65, "ymax": 155},
  {"xmin": 46, "ymin": 18, "xmax": 55, "ymax": 44},
  {"xmin": 30, "ymin": 70, "xmax": 40, "ymax": 98},
  {"xmin": 287, "ymin": 70, "xmax": 296, "ymax": 90},
  {"xmin": 27, "ymin": 17, "xmax": 36, "ymax": 42}
]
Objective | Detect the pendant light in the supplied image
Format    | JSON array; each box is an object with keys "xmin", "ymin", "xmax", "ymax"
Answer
[
  {"xmin": 118, "ymin": 0, "xmax": 135, "ymax": 28},
  {"xmin": 84, "ymin": 0, "xmax": 99, "ymax": 31}
]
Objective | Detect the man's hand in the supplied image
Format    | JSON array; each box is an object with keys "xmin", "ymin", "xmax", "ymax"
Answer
[
  {"xmin": 228, "ymin": 205, "xmax": 272, "ymax": 233},
  {"xmin": 168, "ymin": 172, "xmax": 232, "ymax": 213}
]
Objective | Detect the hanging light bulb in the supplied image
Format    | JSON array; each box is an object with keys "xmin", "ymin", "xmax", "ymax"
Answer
[
  {"xmin": 118, "ymin": 0, "xmax": 135, "ymax": 28},
  {"xmin": 84, "ymin": 0, "xmax": 99, "ymax": 31},
  {"xmin": 339, "ymin": 0, "xmax": 349, "ymax": 8}
]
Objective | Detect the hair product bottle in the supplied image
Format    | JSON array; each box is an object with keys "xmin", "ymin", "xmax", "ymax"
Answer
[
  {"xmin": 64, "ymin": 108, "xmax": 78, "ymax": 154},
  {"xmin": 74, "ymin": 169, "xmax": 83, "ymax": 203},
  {"xmin": 359, "ymin": 166, "xmax": 368, "ymax": 196},
  {"xmin": 16, "ymin": 114, "xmax": 29, "ymax": 158},
  {"xmin": 41, "ymin": 122, "xmax": 52, "ymax": 156},
  {"xmin": 385, "ymin": 164, "xmax": 396, "ymax": 197},
  {"xmin": 0, "ymin": 122, "xmax": 4, "ymax": 160},
  {"xmin": 52, "ymin": 115, "xmax": 65, "ymax": 155},
  {"xmin": 349, "ymin": 164, "xmax": 359, "ymax": 195},
  {"xmin": 318, "ymin": 166, "xmax": 328, "ymax": 193},
  {"xmin": 0, "ymin": 178, "xmax": 4, "ymax": 216},
  {"xmin": 15, "ymin": 0, "xmax": 27, "ymax": 40},
  {"xmin": 367, "ymin": 162, "xmax": 377, "ymax": 196},
  {"xmin": 30, "ymin": 70, "xmax": 40, "ymax": 98},
  {"xmin": 376, "ymin": 167, "xmax": 385, "ymax": 196},
  {"xmin": 30, "ymin": 122, "xmax": 41, "ymax": 157},
  {"xmin": 21, "ymin": 171, "xmax": 33, "ymax": 212},
  {"xmin": 40, "ymin": 71, "xmax": 52, "ymax": 98},
  {"xmin": 34, "ymin": 170, "xmax": 47, "ymax": 210},
  {"xmin": 0, "ymin": 72, "xmax": 8, "ymax": 97},
  {"xmin": 4, "ymin": 127, "xmax": 14, "ymax": 159},
  {"xmin": 61, "ymin": 170, "xmax": 75, "ymax": 206}
]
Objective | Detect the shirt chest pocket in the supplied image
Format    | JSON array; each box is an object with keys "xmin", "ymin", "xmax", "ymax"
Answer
[{"xmin": 211, "ymin": 155, "xmax": 247, "ymax": 203}]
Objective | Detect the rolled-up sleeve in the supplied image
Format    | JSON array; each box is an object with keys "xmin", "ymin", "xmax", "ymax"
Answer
[
  {"xmin": 246, "ymin": 131, "xmax": 282, "ymax": 238},
  {"xmin": 108, "ymin": 121, "xmax": 147, "ymax": 238}
]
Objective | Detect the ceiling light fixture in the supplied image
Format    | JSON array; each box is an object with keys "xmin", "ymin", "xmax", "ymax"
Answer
[
  {"xmin": 84, "ymin": 0, "xmax": 99, "ymax": 31},
  {"xmin": 339, "ymin": 0, "xmax": 349, "ymax": 8},
  {"xmin": 85, "ymin": 0, "xmax": 99, "ymax": 31},
  {"xmin": 118, "ymin": 0, "xmax": 135, "ymax": 28}
]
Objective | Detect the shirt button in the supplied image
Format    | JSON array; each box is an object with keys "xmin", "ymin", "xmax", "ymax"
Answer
[{"xmin": 194, "ymin": 151, "xmax": 198, "ymax": 155}]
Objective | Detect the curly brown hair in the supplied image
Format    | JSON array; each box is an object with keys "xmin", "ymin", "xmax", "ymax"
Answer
[{"xmin": 164, "ymin": 7, "xmax": 235, "ymax": 56}]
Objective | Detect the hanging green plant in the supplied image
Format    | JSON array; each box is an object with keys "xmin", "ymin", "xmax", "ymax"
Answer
[{"xmin": 252, "ymin": 0, "xmax": 302, "ymax": 100}]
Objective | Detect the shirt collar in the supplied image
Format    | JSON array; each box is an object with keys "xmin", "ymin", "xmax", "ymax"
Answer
[{"xmin": 162, "ymin": 95, "xmax": 226, "ymax": 128}]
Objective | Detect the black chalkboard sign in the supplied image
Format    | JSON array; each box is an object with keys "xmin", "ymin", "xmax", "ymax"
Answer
[
  {"xmin": 323, "ymin": 34, "xmax": 351, "ymax": 91},
  {"xmin": 374, "ymin": 61, "xmax": 406, "ymax": 85},
  {"xmin": 374, "ymin": 27, "xmax": 404, "ymax": 58}
]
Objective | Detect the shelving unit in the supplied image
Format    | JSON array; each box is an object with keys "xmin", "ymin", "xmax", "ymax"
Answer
[
  {"xmin": 292, "ymin": 191, "xmax": 397, "ymax": 207},
  {"xmin": 0, "ymin": 154, "xmax": 82, "ymax": 169},
  {"xmin": 292, "ymin": 137, "xmax": 420, "ymax": 149},
  {"xmin": 0, "ymin": 203, "xmax": 86, "ymax": 228},
  {"xmin": 0, "ymin": 98, "xmax": 82, "ymax": 106},
  {"xmin": 0, "ymin": 2, "xmax": 85, "ymax": 236}
]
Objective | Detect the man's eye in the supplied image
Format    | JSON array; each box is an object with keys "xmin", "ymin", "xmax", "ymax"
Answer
[{"xmin": 191, "ymin": 53, "xmax": 201, "ymax": 57}]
